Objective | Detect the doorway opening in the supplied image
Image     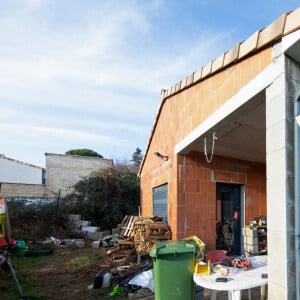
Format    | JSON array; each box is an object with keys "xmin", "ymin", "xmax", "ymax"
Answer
[{"xmin": 216, "ymin": 183, "xmax": 244, "ymax": 255}]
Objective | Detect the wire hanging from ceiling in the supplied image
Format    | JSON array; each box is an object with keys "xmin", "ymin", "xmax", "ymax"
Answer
[{"xmin": 204, "ymin": 131, "xmax": 217, "ymax": 163}]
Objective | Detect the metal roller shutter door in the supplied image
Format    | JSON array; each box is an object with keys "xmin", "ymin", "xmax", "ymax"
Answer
[{"xmin": 153, "ymin": 183, "xmax": 168, "ymax": 224}]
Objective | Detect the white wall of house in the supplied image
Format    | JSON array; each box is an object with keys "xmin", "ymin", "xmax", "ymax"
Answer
[
  {"xmin": 45, "ymin": 153, "xmax": 113, "ymax": 198},
  {"xmin": 0, "ymin": 155, "xmax": 44, "ymax": 184}
]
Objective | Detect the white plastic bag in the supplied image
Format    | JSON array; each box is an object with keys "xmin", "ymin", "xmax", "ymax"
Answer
[{"xmin": 128, "ymin": 269, "xmax": 154, "ymax": 292}]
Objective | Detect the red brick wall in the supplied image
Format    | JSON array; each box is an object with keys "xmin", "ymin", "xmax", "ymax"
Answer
[
  {"xmin": 140, "ymin": 48, "xmax": 270, "ymax": 250},
  {"xmin": 176, "ymin": 153, "xmax": 266, "ymax": 250}
]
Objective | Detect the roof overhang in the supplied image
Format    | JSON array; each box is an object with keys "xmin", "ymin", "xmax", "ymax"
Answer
[
  {"xmin": 174, "ymin": 29, "xmax": 300, "ymax": 164},
  {"xmin": 174, "ymin": 65, "xmax": 273, "ymax": 163}
]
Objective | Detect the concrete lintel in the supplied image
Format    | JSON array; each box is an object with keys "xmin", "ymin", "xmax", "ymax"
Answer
[{"xmin": 282, "ymin": 28, "xmax": 300, "ymax": 53}]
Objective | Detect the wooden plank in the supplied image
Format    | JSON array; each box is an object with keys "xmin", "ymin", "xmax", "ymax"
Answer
[
  {"xmin": 117, "ymin": 240, "xmax": 134, "ymax": 245},
  {"xmin": 124, "ymin": 216, "xmax": 133, "ymax": 236},
  {"xmin": 119, "ymin": 215, "xmax": 130, "ymax": 235},
  {"xmin": 148, "ymin": 235, "xmax": 170, "ymax": 240},
  {"xmin": 148, "ymin": 223, "xmax": 170, "ymax": 229}
]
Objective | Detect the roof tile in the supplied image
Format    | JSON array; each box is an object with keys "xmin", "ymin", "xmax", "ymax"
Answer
[
  {"xmin": 186, "ymin": 72, "xmax": 195, "ymax": 87},
  {"xmin": 223, "ymin": 43, "xmax": 240, "ymax": 66},
  {"xmin": 212, "ymin": 53, "xmax": 225, "ymax": 73},
  {"xmin": 161, "ymin": 89, "xmax": 167, "ymax": 98},
  {"xmin": 239, "ymin": 30, "xmax": 259, "ymax": 59},
  {"xmin": 166, "ymin": 88, "xmax": 171, "ymax": 97},
  {"xmin": 201, "ymin": 61, "xmax": 212, "ymax": 78},
  {"xmin": 257, "ymin": 13, "xmax": 287, "ymax": 48},
  {"xmin": 171, "ymin": 84, "xmax": 176, "ymax": 94},
  {"xmin": 160, "ymin": 7, "xmax": 300, "ymax": 101},
  {"xmin": 284, "ymin": 7, "xmax": 300, "ymax": 34},
  {"xmin": 194, "ymin": 67, "xmax": 202, "ymax": 82},
  {"xmin": 181, "ymin": 77, "xmax": 188, "ymax": 89}
]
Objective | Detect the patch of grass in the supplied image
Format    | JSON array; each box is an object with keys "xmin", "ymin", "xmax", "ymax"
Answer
[
  {"xmin": 0, "ymin": 252, "xmax": 52, "ymax": 300},
  {"xmin": 1, "ymin": 246, "xmax": 70, "ymax": 299},
  {"xmin": 66, "ymin": 254, "xmax": 98, "ymax": 271}
]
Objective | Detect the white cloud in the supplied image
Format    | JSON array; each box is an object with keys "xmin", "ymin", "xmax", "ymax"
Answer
[
  {"xmin": 0, "ymin": 0, "xmax": 255, "ymax": 167},
  {"xmin": 0, "ymin": 123, "xmax": 112, "ymax": 143}
]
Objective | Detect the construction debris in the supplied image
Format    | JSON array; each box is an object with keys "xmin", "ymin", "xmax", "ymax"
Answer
[
  {"xmin": 89, "ymin": 215, "xmax": 171, "ymax": 299},
  {"xmin": 133, "ymin": 217, "xmax": 171, "ymax": 255},
  {"xmin": 115, "ymin": 215, "xmax": 171, "ymax": 256}
]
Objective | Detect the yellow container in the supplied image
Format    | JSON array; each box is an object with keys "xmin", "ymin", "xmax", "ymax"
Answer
[
  {"xmin": 0, "ymin": 214, "xmax": 5, "ymax": 238},
  {"xmin": 195, "ymin": 260, "xmax": 211, "ymax": 275}
]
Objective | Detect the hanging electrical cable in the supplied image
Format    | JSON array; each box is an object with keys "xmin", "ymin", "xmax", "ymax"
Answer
[{"xmin": 204, "ymin": 131, "xmax": 217, "ymax": 163}]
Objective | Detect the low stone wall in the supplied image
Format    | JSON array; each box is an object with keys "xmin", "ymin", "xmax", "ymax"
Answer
[{"xmin": 0, "ymin": 183, "xmax": 46, "ymax": 198}]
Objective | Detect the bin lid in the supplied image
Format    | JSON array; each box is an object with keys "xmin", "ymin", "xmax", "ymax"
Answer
[{"xmin": 149, "ymin": 241, "xmax": 196, "ymax": 258}]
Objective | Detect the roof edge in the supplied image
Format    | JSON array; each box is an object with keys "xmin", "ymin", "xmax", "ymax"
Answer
[
  {"xmin": 138, "ymin": 7, "xmax": 300, "ymax": 176},
  {"xmin": 161, "ymin": 9, "xmax": 300, "ymax": 101},
  {"xmin": 0, "ymin": 154, "xmax": 45, "ymax": 170}
]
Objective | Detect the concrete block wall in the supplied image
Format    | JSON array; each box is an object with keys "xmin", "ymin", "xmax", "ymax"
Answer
[
  {"xmin": 45, "ymin": 153, "xmax": 113, "ymax": 198},
  {"xmin": 265, "ymin": 43, "xmax": 300, "ymax": 300},
  {"xmin": 0, "ymin": 183, "xmax": 46, "ymax": 198}
]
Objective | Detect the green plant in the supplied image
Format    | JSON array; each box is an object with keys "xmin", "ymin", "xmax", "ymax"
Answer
[
  {"xmin": 65, "ymin": 149, "xmax": 103, "ymax": 158},
  {"xmin": 66, "ymin": 254, "xmax": 98, "ymax": 271},
  {"xmin": 6, "ymin": 199, "xmax": 69, "ymax": 240},
  {"xmin": 64, "ymin": 167, "xmax": 140, "ymax": 230}
]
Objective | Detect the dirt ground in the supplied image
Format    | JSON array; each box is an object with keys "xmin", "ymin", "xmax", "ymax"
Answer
[
  {"xmin": 22, "ymin": 246, "xmax": 114, "ymax": 300},
  {"xmin": 3, "ymin": 242, "xmax": 267, "ymax": 300}
]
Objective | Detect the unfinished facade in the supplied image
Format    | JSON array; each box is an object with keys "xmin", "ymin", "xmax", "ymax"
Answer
[
  {"xmin": 139, "ymin": 8, "xmax": 300, "ymax": 299},
  {"xmin": 45, "ymin": 153, "xmax": 113, "ymax": 197}
]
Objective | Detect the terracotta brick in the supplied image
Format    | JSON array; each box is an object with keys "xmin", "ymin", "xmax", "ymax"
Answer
[
  {"xmin": 284, "ymin": 7, "xmax": 300, "ymax": 35},
  {"xmin": 213, "ymin": 169, "xmax": 247, "ymax": 184},
  {"xmin": 257, "ymin": 13, "xmax": 287, "ymax": 48},
  {"xmin": 140, "ymin": 19, "xmax": 274, "ymax": 245}
]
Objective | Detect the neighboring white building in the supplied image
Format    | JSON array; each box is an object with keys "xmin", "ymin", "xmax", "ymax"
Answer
[
  {"xmin": 0, "ymin": 153, "xmax": 113, "ymax": 199},
  {"xmin": 45, "ymin": 153, "xmax": 113, "ymax": 197},
  {"xmin": 0, "ymin": 154, "xmax": 45, "ymax": 184}
]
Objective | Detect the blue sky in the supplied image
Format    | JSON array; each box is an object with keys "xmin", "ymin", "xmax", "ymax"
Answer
[{"xmin": 0, "ymin": 0, "xmax": 299, "ymax": 167}]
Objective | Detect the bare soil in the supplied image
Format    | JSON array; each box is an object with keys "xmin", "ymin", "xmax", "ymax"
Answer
[
  {"xmin": 2, "ymin": 243, "xmax": 266, "ymax": 300},
  {"xmin": 22, "ymin": 246, "xmax": 116, "ymax": 300},
  {"xmin": 0, "ymin": 241, "xmax": 130, "ymax": 300}
]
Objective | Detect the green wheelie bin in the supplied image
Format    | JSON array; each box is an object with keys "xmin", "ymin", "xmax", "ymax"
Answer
[{"xmin": 150, "ymin": 240, "xmax": 196, "ymax": 300}]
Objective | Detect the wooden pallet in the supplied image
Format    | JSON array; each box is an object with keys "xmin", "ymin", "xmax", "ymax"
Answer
[{"xmin": 119, "ymin": 215, "xmax": 138, "ymax": 239}]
